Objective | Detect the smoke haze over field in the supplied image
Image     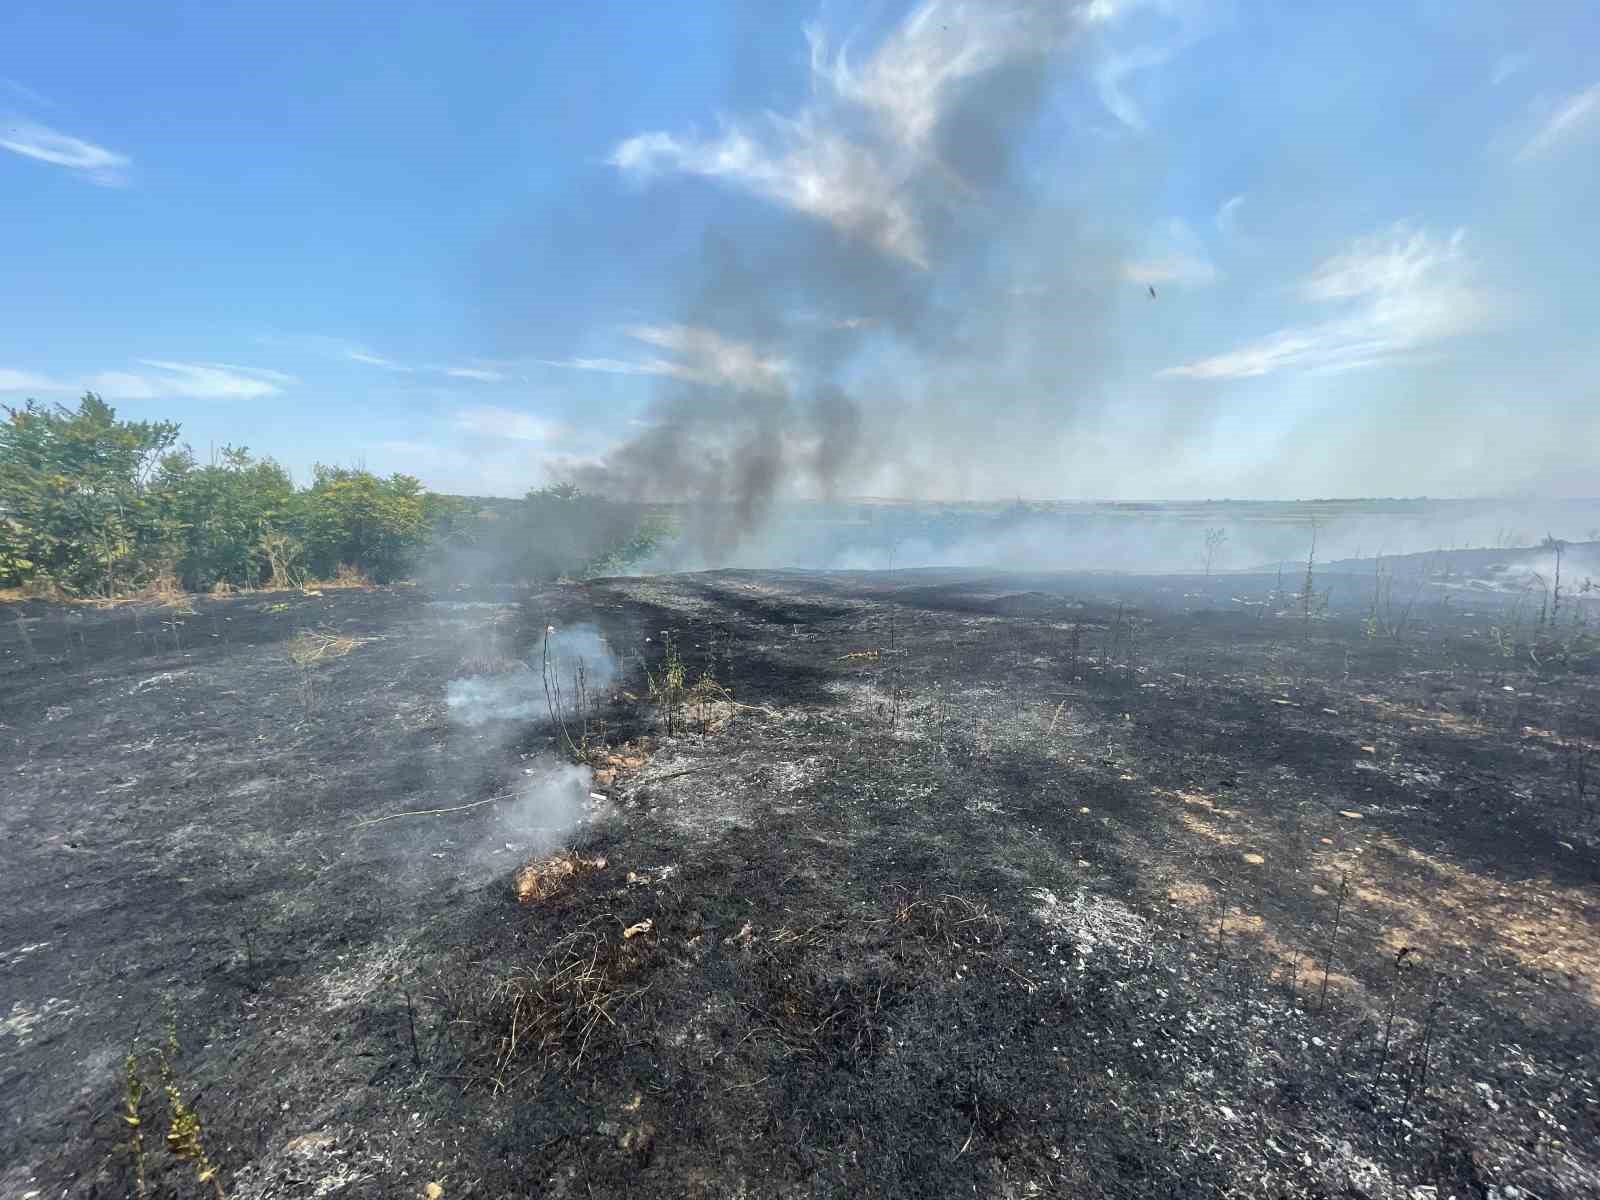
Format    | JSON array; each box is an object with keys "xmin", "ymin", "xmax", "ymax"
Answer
[
  {"xmin": 5, "ymin": 2, "xmax": 1596, "ymax": 539},
  {"xmin": 575, "ymin": 1, "xmax": 1131, "ymax": 557},
  {"xmin": 550, "ymin": 0, "xmax": 1599, "ymax": 563}
]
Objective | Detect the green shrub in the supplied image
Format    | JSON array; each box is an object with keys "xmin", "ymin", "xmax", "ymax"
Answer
[{"xmin": 0, "ymin": 394, "xmax": 179, "ymax": 594}]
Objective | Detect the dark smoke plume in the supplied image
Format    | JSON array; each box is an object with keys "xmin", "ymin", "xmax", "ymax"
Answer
[{"xmin": 575, "ymin": 1, "xmax": 1130, "ymax": 563}]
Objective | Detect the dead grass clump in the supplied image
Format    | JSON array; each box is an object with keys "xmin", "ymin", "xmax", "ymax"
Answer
[
  {"xmin": 313, "ymin": 563, "xmax": 373, "ymax": 589},
  {"xmin": 836, "ymin": 649, "xmax": 881, "ymax": 662},
  {"xmin": 285, "ymin": 628, "xmax": 378, "ymax": 666},
  {"xmin": 481, "ymin": 927, "xmax": 652, "ymax": 1087},
  {"xmin": 590, "ymin": 741, "xmax": 653, "ymax": 788},
  {"xmin": 514, "ymin": 849, "xmax": 608, "ymax": 903},
  {"xmin": 136, "ymin": 571, "xmax": 195, "ymax": 613},
  {"xmin": 0, "ymin": 577, "xmax": 68, "ymax": 602},
  {"xmin": 748, "ymin": 951, "xmax": 903, "ymax": 1064},
  {"xmin": 884, "ymin": 891, "xmax": 1005, "ymax": 953}
]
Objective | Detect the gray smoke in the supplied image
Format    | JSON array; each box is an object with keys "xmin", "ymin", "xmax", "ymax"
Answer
[
  {"xmin": 444, "ymin": 622, "xmax": 619, "ymax": 727},
  {"xmin": 430, "ymin": 617, "xmax": 622, "ymax": 877},
  {"xmin": 490, "ymin": 759, "xmax": 601, "ymax": 858},
  {"xmin": 575, "ymin": 1, "xmax": 1126, "ymax": 562},
  {"xmin": 444, "ymin": 672, "xmax": 546, "ymax": 728}
]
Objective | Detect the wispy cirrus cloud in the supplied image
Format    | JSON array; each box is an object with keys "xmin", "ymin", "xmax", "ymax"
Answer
[
  {"xmin": 542, "ymin": 324, "xmax": 788, "ymax": 393},
  {"xmin": 0, "ymin": 368, "xmax": 66, "ymax": 393},
  {"xmin": 2, "ymin": 359, "xmax": 290, "ymax": 399},
  {"xmin": 610, "ymin": 1, "xmax": 1102, "ymax": 266},
  {"xmin": 336, "ymin": 342, "xmax": 507, "ymax": 382},
  {"xmin": 1093, "ymin": 44, "xmax": 1170, "ymax": 130},
  {"xmin": 1160, "ymin": 224, "xmax": 1498, "ymax": 380},
  {"xmin": 1215, "ymin": 193, "xmax": 1246, "ymax": 237},
  {"xmin": 1491, "ymin": 51, "xmax": 1534, "ymax": 86},
  {"xmin": 1, "ymin": 117, "xmax": 129, "ymax": 186},
  {"xmin": 345, "ymin": 348, "xmax": 414, "ymax": 372},
  {"xmin": 1517, "ymin": 81, "xmax": 1600, "ymax": 161}
]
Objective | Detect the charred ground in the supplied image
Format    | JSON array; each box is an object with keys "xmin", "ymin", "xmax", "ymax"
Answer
[{"xmin": 2, "ymin": 559, "xmax": 1597, "ymax": 1198}]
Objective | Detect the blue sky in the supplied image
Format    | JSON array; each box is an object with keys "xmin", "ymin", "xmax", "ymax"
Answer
[{"xmin": 3, "ymin": 1, "xmax": 1597, "ymax": 500}]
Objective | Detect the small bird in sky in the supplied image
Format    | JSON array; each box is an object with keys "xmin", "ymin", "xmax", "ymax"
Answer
[{"xmin": 1148, "ymin": 285, "xmax": 1157, "ymax": 300}]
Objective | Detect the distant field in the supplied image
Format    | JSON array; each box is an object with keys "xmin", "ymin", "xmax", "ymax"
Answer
[{"xmin": 639, "ymin": 496, "xmax": 1600, "ymax": 576}]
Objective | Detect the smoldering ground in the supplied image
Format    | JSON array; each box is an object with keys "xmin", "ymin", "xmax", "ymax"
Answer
[{"xmin": 415, "ymin": 611, "xmax": 623, "ymax": 882}]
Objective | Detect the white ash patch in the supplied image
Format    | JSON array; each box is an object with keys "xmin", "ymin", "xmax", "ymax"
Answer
[
  {"xmin": 229, "ymin": 1128, "xmax": 378, "ymax": 1200},
  {"xmin": 1, "ymin": 996, "xmax": 77, "ymax": 1046},
  {"xmin": 130, "ymin": 670, "xmax": 188, "ymax": 694},
  {"xmin": 641, "ymin": 755, "xmax": 755, "ymax": 834},
  {"xmin": 769, "ymin": 756, "xmax": 823, "ymax": 793},
  {"xmin": 1314, "ymin": 1139, "xmax": 1399, "ymax": 1200},
  {"xmin": 318, "ymin": 941, "xmax": 413, "ymax": 1009},
  {"xmin": 625, "ymin": 863, "xmax": 678, "ymax": 886},
  {"xmin": 1031, "ymin": 887, "xmax": 1147, "ymax": 960},
  {"xmin": 2, "ymin": 941, "xmax": 51, "ymax": 968}
]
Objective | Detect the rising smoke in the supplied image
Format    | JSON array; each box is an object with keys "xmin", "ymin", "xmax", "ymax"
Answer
[
  {"xmin": 573, "ymin": 1, "xmax": 1133, "ymax": 562},
  {"xmin": 444, "ymin": 622, "xmax": 619, "ymax": 727},
  {"xmin": 428, "ymin": 615, "xmax": 622, "ymax": 873}
]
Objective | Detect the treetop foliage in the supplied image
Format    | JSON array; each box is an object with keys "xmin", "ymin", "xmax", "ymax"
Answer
[{"xmin": 1, "ymin": 393, "xmax": 665, "ymax": 595}]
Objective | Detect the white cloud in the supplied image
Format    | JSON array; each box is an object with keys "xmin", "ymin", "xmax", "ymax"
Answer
[
  {"xmin": 345, "ymin": 348, "xmax": 414, "ymax": 372},
  {"xmin": 1215, "ymin": 193, "xmax": 1245, "ymax": 237},
  {"xmin": 453, "ymin": 405, "xmax": 569, "ymax": 443},
  {"xmin": 4, "ymin": 360, "xmax": 291, "ymax": 400},
  {"xmin": 611, "ymin": 118, "xmax": 928, "ymax": 265},
  {"xmin": 200, "ymin": 362, "xmax": 298, "ymax": 386},
  {"xmin": 1093, "ymin": 44, "xmax": 1170, "ymax": 130},
  {"xmin": 543, "ymin": 324, "xmax": 788, "ymax": 394},
  {"xmin": 339, "ymin": 344, "xmax": 508, "ymax": 382},
  {"xmin": 1518, "ymin": 81, "xmax": 1600, "ymax": 160},
  {"xmin": 810, "ymin": 3, "xmax": 1082, "ymax": 151},
  {"xmin": 0, "ymin": 368, "xmax": 69, "ymax": 394},
  {"xmin": 1491, "ymin": 51, "xmax": 1533, "ymax": 86},
  {"xmin": 611, "ymin": 2, "xmax": 1099, "ymax": 266},
  {"xmin": 0, "ymin": 117, "xmax": 129, "ymax": 186},
  {"xmin": 1161, "ymin": 224, "xmax": 1497, "ymax": 380},
  {"xmin": 540, "ymin": 355, "xmax": 683, "ymax": 379},
  {"xmin": 133, "ymin": 360, "xmax": 286, "ymax": 398}
]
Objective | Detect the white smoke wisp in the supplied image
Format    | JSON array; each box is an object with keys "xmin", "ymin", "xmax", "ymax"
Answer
[
  {"xmin": 445, "ymin": 671, "xmax": 544, "ymax": 727},
  {"xmin": 443, "ymin": 622, "xmax": 620, "ymax": 728},
  {"xmin": 540, "ymin": 623, "xmax": 620, "ymax": 693},
  {"xmin": 499, "ymin": 759, "xmax": 602, "ymax": 857}
]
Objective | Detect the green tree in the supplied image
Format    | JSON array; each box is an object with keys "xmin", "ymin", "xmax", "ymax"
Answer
[
  {"xmin": 299, "ymin": 466, "xmax": 430, "ymax": 582},
  {"xmin": 156, "ymin": 446, "xmax": 297, "ymax": 590},
  {"xmin": 0, "ymin": 393, "xmax": 180, "ymax": 593}
]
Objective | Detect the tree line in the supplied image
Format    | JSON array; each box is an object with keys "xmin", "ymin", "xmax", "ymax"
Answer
[{"xmin": 0, "ymin": 393, "xmax": 665, "ymax": 596}]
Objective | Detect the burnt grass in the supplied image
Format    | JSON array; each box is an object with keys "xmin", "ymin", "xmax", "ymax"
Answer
[{"xmin": 2, "ymin": 564, "xmax": 1598, "ymax": 1198}]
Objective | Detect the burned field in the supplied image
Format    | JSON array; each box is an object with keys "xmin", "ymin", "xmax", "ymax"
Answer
[{"xmin": 2, "ymin": 562, "xmax": 1598, "ymax": 1198}]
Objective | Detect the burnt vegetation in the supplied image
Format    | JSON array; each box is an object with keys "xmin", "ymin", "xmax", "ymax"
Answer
[{"xmin": 2, "ymin": 547, "xmax": 1599, "ymax": 1198}]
